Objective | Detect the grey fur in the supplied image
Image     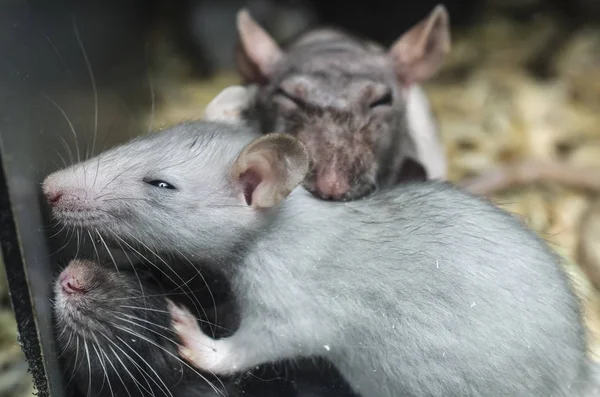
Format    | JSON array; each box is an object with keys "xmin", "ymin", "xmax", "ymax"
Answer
[
  {"xmin": 43, "ymin": 120, "xmax": 594, "ymax": 397},
  {"xmin": 243, "ymin": 24, "xmax": 448, "ymax": 201}
]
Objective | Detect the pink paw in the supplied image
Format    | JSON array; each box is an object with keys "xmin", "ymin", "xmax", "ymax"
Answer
[
  {"xmin": 167, "ymin": 300, "xmax": 233, "ymax": 374},
  {"xmin": 168, "ymin": 300, "xmax": 200, "ymax": 332}
]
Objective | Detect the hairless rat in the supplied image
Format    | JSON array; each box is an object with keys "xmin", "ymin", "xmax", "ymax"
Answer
[
  {"xmin": 234, "ymin": 5, "xmax": 450, "ymax": 201},
  {"xmin": 53, "ymin": 259, "xmax": 358, "ymax": 397},
  {"xmin": 230, "ymin": 6, "xmax": 600, "ymax": 206},
  {"xmin": 43, "ymin": 118, "xmax": 596, "ymax": 396}
]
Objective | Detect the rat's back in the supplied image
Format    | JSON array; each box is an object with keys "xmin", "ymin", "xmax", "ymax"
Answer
[{"xmin": 325, "ymin": 182, "xmax": 589, "ymax": 396}]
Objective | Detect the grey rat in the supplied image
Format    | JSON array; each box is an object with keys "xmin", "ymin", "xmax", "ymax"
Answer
[
  {"xmin": 54, "ymin": 259, "xmax": 358, "ymax": 397},
  {"xmin": 43, "ymin": 119, "xmax": 595, "ymax": 396},
  {"xmin": 234, "ymin": 5, "xmax": 449, "ymax": 201}
]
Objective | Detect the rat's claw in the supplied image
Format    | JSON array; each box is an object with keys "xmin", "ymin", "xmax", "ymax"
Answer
[
  {"xmin": 179, "ymin": 346, "xmax": 196, "ymax": 363},
  {"xmin": 167, "ymin": 300, "xmax": 198, "ymax": 329}
]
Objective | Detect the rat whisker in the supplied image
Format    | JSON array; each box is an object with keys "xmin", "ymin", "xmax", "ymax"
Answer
[
  {"xmin": 106, "ymin": 344, "xmax": 148, "ymax": 397},
  {"xmin": 116, "ymin": 313, "xmax": 178, "ymax": 335},
  {"xmin": 111, "ymin": 331, "xmax": 176, "ymax": 397},
  {"xmin": 55, "ymin": 320, "xmax": 71, "ymax": 346},
  {"xmin": 100, "ymin": 289, "xmax": 208, "ymax": 301},
  {"xmin": 99, "ymin": 167, "xmax": 133, "ymax": 194},
  {"xmin": 64, "ymin": 335, "xmax": 83, "ymax": 387},
  {"xmin": 83, "ymin": 339, "xmax": 93, "ymax": 397},
  {"xmin": 75, "ymin": 229, "xmax": 82, "ymax": 259},
  {"xmin": 112, "ymin": 315, "xmax": 189, "ymax": 392},
  {"xmin": 98, "ymin": 197, "xmax": 152, "ymax": 203},
  {"xmin": 56, "ymin": 330, "xmax": 75, "ymax": 359},
  {"xmin": 44, "ymin": 33, "xmax": 72, "ymax": 76},
  {"xmin": 113, "ymin": 238, "xmax": 147, "ymax": 281},
  {"xmin": 87, "ymin": 230, "xmax": 100, "ymax": 262},
  {"xmin": 113, "ymin": 316, "xmax": 182, "ymax": 357},
  {"xmin": 118, "ymin": 311, "xmax": 229, "ymax": 333},
  {"xmin": 53, "ymin": 118, "xmax": 76, "ymax": 166},
  {"xmin": 113, "ymin": 325, "xmax": 227, "ymax": 397},
  {"xmin": 120, "ymin": 231, "xmax": 211, "ymax": 334},
  {"xmin": 145, "ymin": 42, "xmax": 155, "ymax": 135},
  {"xmin": 55, "ymin": 151, "xmax": 68, "ymax": 169},
  {"xmin": 92, "ymin": 342, "xmax": 115, "ymax": 397},
  {"xmin": 96, "ymin": 230, "xmax": 120, "ymax": 275},
  {"xmin": 72, "ymin": 15, "xmax": 97, "ymax": 162},
  {"xmin": 44, "ymin": 93, "xmax": 81, "ymax": 165},
  {"xmin": 47, "ymin": 228, "xmax": 76, "ymax": 257},
  {"xmin": 169, "ymin": 246, "xmax": 219, "ymax": 337},
  {"xmin": 108, "ymin": 232, "xmax": 204, "ymax": 319},
  {"xmin": 48, "ymin": 221, "xmax": 69, "ymax": 239},
  {"xmin": 98, "ymin": 345, "xmax": 134, "ymax": 397},
  {"xmin": 101, "ymin": 334, "xmax": 159, "ymax": 397}
]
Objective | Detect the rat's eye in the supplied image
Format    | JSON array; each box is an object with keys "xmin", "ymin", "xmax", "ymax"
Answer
[
  {"xmin": 369, "ymin": 91, "xmax": 393, "ymax": 108},
  {"xmin": 274, "ymin": 88, "xmax": 306, "ymax": 109},
  {"xmin": 145, "ymin": 179, "xmax": 176, "ymax": 190}
]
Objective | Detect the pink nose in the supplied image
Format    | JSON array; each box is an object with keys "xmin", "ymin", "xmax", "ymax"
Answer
[
  {"xmin": 47, "ymin": 192, "xmax": 63, "ymax": 206},
  {"xmin": 60, "ymin": 271, "xmax": 85, "ymax": 294},
  {"xmin": 315, "ymin": 172, "xmax": 350, "ymax": 200}
]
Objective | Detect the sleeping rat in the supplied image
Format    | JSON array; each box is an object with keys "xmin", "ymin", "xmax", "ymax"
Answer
[
  {"xmin": 235, "ymin": 5, "xmax": 449, "ymax": 200},
  {"xmin": 43, "ymin": 119, "xmax": 594, "ymax": 396},
  {"xmin": 53, "ymin": 259, "xmax": 357, "ymax": 397},
  {"xmin": 53, "ymin": 258, "xmax": 235, "ymax": 397}
]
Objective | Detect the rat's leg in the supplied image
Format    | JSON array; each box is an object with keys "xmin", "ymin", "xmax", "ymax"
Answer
[{"xmin": 168, "ymin": 301, "xmax": 306, "ymax": 375}]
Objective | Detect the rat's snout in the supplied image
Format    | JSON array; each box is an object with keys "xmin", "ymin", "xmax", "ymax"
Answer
[
  {"xmin": 42, "ymin": 169, "xmax": 90, "ymax": 208},
  {"xmin": 59, "ymin": 269, "xmax": 86, "ymax": 295},
  {"xmin": 42, "ymin": 172, "xmax": 66, "ymax": 207},
  {"xmin": 47, "ymin": 192, "xmax": 63, "ymax": 206},
  {"xmin": 314, "ymin": 170, "xmax": 351, "ymax": 200}
]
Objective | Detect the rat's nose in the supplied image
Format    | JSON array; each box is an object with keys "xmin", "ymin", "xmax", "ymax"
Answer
[
  {"xmin": 315, "ymin": 172, "xmax": 350, "ymax": 200},
  {"xmin": 60, "ymin": 272, "xmax": 86, "ymax": 295},
  {"xmin": 47, "ymin": 192, "xmax": 63, "ymax": 206}
]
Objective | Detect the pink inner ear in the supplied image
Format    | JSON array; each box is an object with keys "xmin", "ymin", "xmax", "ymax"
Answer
[{"xmin": 239, "ymin": 169, "xmax": 262, "ymax": 206}]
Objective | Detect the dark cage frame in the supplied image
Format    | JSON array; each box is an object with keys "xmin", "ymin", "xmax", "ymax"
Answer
[{"xmin": 0, "ymin": 1, "xmax": 153, "ymax": 396}]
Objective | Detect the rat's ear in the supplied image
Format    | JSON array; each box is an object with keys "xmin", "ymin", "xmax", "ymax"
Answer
[
  {"xmin": 203, "ymin": 85, "xmax": 257, "ymax": 123},
  {"xmin": 235, "ymin": 9, "xmax": 283, "ymax": 84},
  {"xmin": 387, "ymin": 5, "xmax": 450, "ymax": 86},
  {"xmin": 396, "ymin": 158, "xmax": 428, "ymax": 183},
  {"xmin": 231, "ymin": 133, "xmax": 309, "ymax": 209}
]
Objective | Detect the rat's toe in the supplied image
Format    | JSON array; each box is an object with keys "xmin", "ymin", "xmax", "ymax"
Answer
[
  {"xmin": 179, "ymin": 346, "xmax": 196, "ymax": 362},
  {"xmin": 167, "ymin": 301, "xmax": 196, "ymax": 327}
]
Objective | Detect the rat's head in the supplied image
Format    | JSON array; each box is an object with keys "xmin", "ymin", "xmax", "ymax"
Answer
[
  {"xmin": 42, "ymin": 121, "xmax": 309, "ymax": 261},
  {"xmin": 53, "ymin": 259, "xmax": 190, "ymax": 396},
  {"xmin": 235, "ymin": 5, "xmax": 450, "ymax": 201}
]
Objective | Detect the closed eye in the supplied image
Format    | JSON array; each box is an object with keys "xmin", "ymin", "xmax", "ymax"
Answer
[
  {"xmin": 274, "ymin": 88, "xmax": 306, "ymax": 108},
  {"xmin": 144, "ymin": 179, "xmax": 177, "ymax": 190},
  {"xmin": 369, "ymin": 91, "xmax": 393, "ymax": 108}
]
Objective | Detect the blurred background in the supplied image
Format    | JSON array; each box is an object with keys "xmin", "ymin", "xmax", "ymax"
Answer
[{"xmin": 3, "ymin": 0, "xmax": 600, "ymax": 395}]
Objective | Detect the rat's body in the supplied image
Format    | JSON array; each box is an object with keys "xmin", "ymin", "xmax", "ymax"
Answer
[
  {"xmin": 236, "ymin": 6, "xmax": 450, "ymax": 200},
  {"xmin": 44, "ymin": 120, "xmax": 594, "ymax": 397}
]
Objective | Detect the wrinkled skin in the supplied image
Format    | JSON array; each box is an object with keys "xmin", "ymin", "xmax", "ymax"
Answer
[{"xmin": 236, "ymin": 7, "xmax": 450, "ymax": 200}]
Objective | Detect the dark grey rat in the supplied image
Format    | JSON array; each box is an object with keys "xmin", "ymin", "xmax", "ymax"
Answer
[
  {"xmin": 43, "ymin": 118, "xmax": 596, "ymax": 397},
  {"xmin": 234, "ymin": 5, "xmax": 449, "ymax": 201},
  {"xmin": 53, "ymin": 258, "xmax": 234, "ymax": 397},
  {"xmin": 53, "ymin": 259, "xmax": 358, "ymax": 397}
]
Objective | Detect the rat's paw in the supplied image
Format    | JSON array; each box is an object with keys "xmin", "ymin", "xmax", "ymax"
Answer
[
  {"xmin": 167, "ymin": 300, "xmax": 201, "ymax": 332},
  {"xmin": 168, "ymin": 301, "xmax": 237, "ymax": 374}
]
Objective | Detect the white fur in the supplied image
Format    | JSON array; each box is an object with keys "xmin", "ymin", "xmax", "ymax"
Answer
[
  {"xmin": 203, "ymin": 85, "xmax": 257, "ymax": 123},
  {"xmin": 406, "ymin": 85, "xmax": 447, "ymax": 180}
]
